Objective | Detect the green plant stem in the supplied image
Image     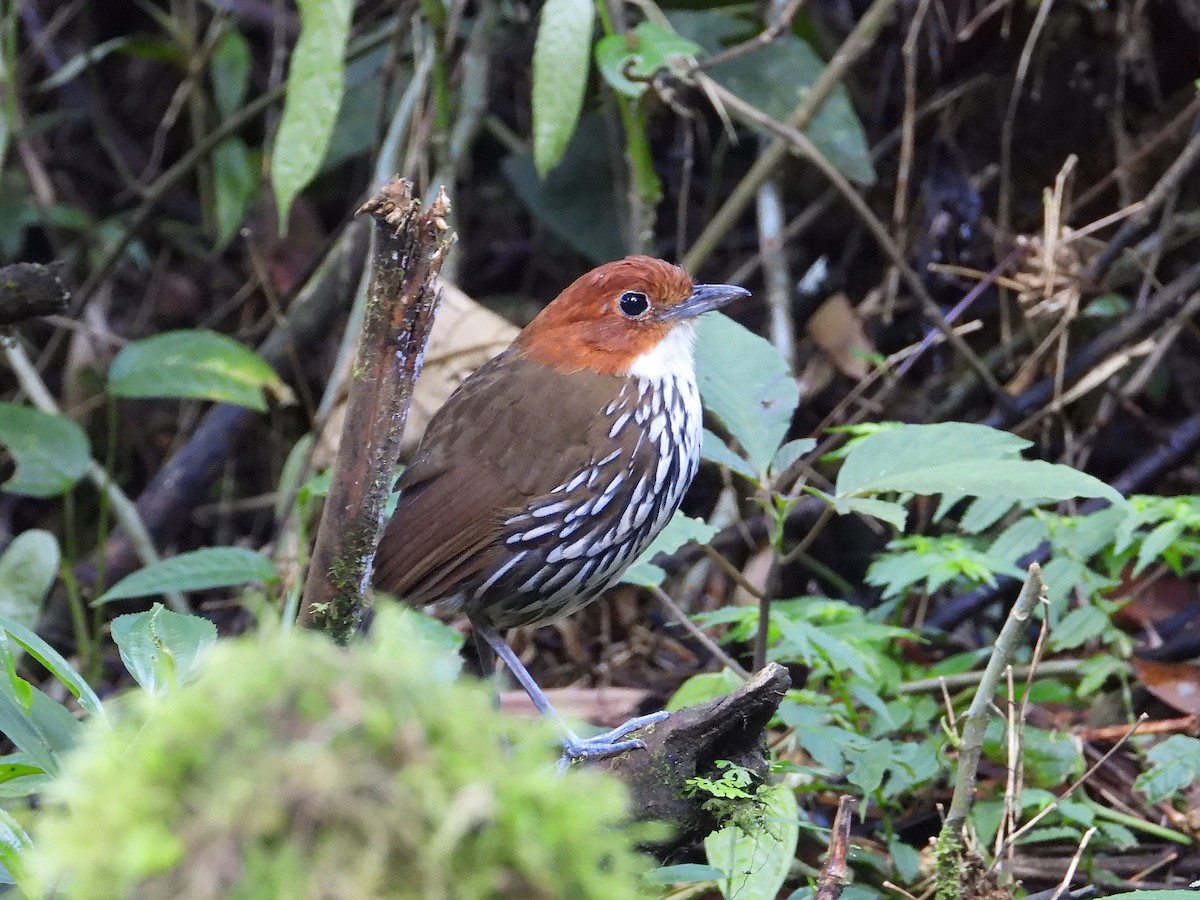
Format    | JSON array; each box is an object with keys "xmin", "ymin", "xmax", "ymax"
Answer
[
  {"xmin": 895, "ymin": 658, "xmax": 1084, "ymax": 694},
  {"xmin": 1084, "ymin": 796, "xmax": 1192, "ymax": 845},
  {"xmin": 1, "ymin": 341, "xmax": 189, "ymax": 613},
  {"xmin": 940, "ymin": 563, "xmax": 1044, "ymax": 842},
  {"xmin": 60, "ymin": 490, "xmax": 94, "ymax": 680},
  {"xmin": 682, "ymin": 0, "xmax": 897, "ymax": 273}
]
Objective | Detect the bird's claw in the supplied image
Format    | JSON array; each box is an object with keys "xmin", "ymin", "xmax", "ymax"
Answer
[{"xmin": 557, "ymin": 710, "xmax": 670, "ymax": 768}]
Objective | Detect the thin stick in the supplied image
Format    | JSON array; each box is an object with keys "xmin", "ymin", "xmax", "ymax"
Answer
[
  {"xmin": 700, "ymin": 76, "xmax": 1005, "ymax": 398},
  {"xmin": 2, "ymin": 341, "xmax": 188, "ymax": 614},
  {"xmin": 651, "ymin": 586, "xmax": 750, "ymax": 679},
  {"xmin": 814, "ymin": 795, "xmax": 856, "ymax": 900},
  {"xmin": 298, "ymin": 181, "xmax": 455, "ymax": 639},
  {"xmin": 994, "ymin": 713, "xmax": 1148, "ymax": 859},
  {"xmin": 939, "ymin": 564, "xmax": 1044, "ymax": 843},
  {"xmin": 683, "ymin": 0, "xmax": 897, "ymax": 273}
]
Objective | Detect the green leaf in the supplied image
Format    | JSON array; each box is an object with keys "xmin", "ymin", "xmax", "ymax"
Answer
[
  {"xmin": 825, "ymin": 494, "xmax": 908, "ymax": 530},
  {"xmin": 110, "ymin": 604, "xmax": 218, "ymax": 695},
  {"xmin": 695, "ymin": 313, "xmax": 798, "ymax": 475},
  {"xmin": 1135, "ymin": 735, "xmax": 1200, "ymax": 803},
  {"xmin": 704, "ymin": 783, "xmax": 799, "ymax": 900},
  {"xmin": 212, "ymin": 137, "xmax": 257, "ymax": 250},
  {"xmin": 1134, "ymin": 517, "xmax": 1184, "ymax": 576},
  {"xmin": 622, "ymin": 512, "xmax": 718, "ymax": 588},
  {"xmin": 532, "ymin": 0, "xmax": 594, "ymax": 177},
  {"xmin": 836, "ymin": 423, "xmax": 1123, "ymax": 505},
  {"xmin": 372, "ymin": 604, "xmax": 464, "ymax": 684},
  {"xmin": 0, "ymin": 615, "xmax": 104, "ymax": 719},
  {"xmin": 595, "ymin": 21, "xmax": 699, "ymax": 98},
  {"xmin": 0, "ymin": 807, "xmax": 32, "ymax": 889},
  {"xmin": 97, "ymin": 547, "xmax": 276, "ymax": 604},
  {"xmin": 0, "ymin": 678, "xmax": 80, "ymax": 776},
  {"xmin": 666, "ymin": 668, "xmax": 744, "ymax": 711},
  {"xmin": 642, "ymin": 864, "xmax": 725, "ymax": 885},
  {"xmin": 769, "ymin": 438, "xmax": 815, "ymax": 478},
  {"xmin": 670, "ymin": 11, "xmax": 874, "ymax": 185},
  {"xmin": 109, "ymin": 330, "xmax": 287, "ymax": 411},
  {"xmin": 1047, "ymin": 605, "xmax": 1111, "ymax": 651},
  {"xmin": 502, "ymin": 115, "xmax": 625, "ymax": 264},
  {"xmin": 270, "ymin": 0, "xmax": 352, "ymax": 229},
  {"xmin": 0, "ymin": 530, "xmax": 58, "ymax": 632},
  {"xmin": 702, "ymin": 429, "xmax": 757, "ymax": 481},
  {"xmin": 0, "ymin": 403, "xmax": 89, "ymax": 497},
  {"xmin": 210, "ymin": 29, "xmax": 251, "ymax": 119}
]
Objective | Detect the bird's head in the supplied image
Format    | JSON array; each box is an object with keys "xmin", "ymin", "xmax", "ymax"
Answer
[{"xmin": 513, "ymin": 256, "xmax": 749, "ymax": 376}]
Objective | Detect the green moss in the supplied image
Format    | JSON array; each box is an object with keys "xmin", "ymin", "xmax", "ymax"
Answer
[{"xmin": 32, "ymin": 609, "xmax": 649, "ymax": 899}]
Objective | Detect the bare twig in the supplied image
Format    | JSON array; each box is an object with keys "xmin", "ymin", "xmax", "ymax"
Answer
[
  {"xmin": 815, "ymin": 795, "xmax": 856, "ymax": 900},
  {"xmin": 2, "ymin": 340, "xmax": 188, "ymax": 613},
  {"xmin": 299, "ymin": 180, "xmax": 455, "ymax": 640},
  {"xmin": 683, "ymin": 0, "xmax": 898, "ymax": 273},
  {"xmin": 936, "ymin": 564, "xmax": 1044, "ymax": 862},
  {"xmin": 1085, "ymin": 116, "xmax": 1200, "ymax": 281},
  {"xmin": 699, "ymin": 75, "xmax": 1006, "ymax": 399},
  {"xmin": 651, "ymin": 586, "xmax": 750, "ymax": 679}
]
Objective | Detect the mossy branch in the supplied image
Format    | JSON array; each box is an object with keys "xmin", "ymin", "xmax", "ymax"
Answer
[{"xmin": 299, "ymin": 179, "xmax": 455, "ymax": 640}]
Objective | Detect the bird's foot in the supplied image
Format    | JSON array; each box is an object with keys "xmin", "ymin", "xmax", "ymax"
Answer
[{"xmin": 558, "ymin": 710, "xmax": 670, "ymax": 768}]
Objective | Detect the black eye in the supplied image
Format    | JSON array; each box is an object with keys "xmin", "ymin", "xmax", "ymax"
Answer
[{"xmin": 619, "ymin": 291, "xmax": 649, "ymax": 317}]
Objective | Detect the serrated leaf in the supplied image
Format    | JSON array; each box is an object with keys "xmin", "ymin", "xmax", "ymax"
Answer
[
  {"xmin": 213, "ymin": 137, "xmax": 257, "ymax": 250},
  {"xmin": 111, "ymin": 604, "xmax": 218, "ymax": 695},
  {"xmin": 1134, "ymin": 735, "xmax": 1200, "ymax": 803},
  {"xmin": 0, "ymin": 530, "xmax": 58, "ymax": 632},
  {"xmin": 0, "ymin": 615, "xmax": 104, "ymax": 719},
  {"xmin": 836, "ymin": 423, "xmax": 1122, "ymax": 505},
  {"xmin": 695, "ymin": 313, "xmax": 798, "ymax": 475},
  {"xmin": 109, "ymin": 329, "xmax": 287, "ymax": 411},
  {"xmin": 623, "ymin": 513, "xmax": 718, "ymax": 587},
  {"xmin": 702, "ymin": 429, "xmax": 757, "ymax": 481},
  {"xmin": 1134, "ymin": 518, "xmax": 1184, "ymax": 576},
  {"xmin": 0, "ymin": 404, "xmax": 89, "ymax": 497},
  {"xmin": 96, "ymin": 547, "xmax": 276, "ymax": 604},
  {"xmin": 270, "ymin": 0, "xmax": 352, "ymax": 229},
  {"xmin": 704, "ymin": 783, "xmax": 799, "ymax": 900},
  {"xmin": 532, "ymin": 0, "xmax": 594, "ymax": 177}
]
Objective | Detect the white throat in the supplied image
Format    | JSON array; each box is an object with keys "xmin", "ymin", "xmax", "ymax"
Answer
[{"xmin": 626, "ymin": 322, "xmax": 696, "ymax": 383}]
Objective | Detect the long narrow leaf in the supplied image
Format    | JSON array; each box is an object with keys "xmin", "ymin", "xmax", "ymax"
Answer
[
  {"xmin": 0, "ymin": 615, "xmax": 104, "ymax": 719},
  {"xmin": 532, "ymin": 0, "xmax": 594, "ymax": 176}
]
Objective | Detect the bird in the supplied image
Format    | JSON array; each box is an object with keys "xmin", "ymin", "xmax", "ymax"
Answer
[{"xmin": 374, "ymin": 255, "xmax": 749, "ymax": 763}]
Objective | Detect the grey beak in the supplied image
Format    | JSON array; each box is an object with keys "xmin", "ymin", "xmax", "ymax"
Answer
[{"xmin": 655, "ymin": 283, "xmax": 750, "ymax": 321}]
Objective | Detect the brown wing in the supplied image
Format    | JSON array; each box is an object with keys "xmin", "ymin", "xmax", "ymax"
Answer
[{"xmin": 373, "ymin": 353, "xmax": 623, "ymax": 603}]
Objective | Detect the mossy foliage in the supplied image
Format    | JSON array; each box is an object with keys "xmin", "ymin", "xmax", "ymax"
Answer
[{"xmin": 32, "ymin": 607, "xmax": 650, "ymax": 899}]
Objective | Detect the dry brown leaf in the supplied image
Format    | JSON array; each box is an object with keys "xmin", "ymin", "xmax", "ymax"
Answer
[
  {"xmin": 1130, "ymin": 658, "xmax": 1200, "ymax": 716},
  {"xmin": 316, "ymin": 281, "xmax": 518, "ymax": 467},
  {"xmin": 806, "ymin": 293, "xmax": 874, "ymax": 380},
  {"xmin": 500, "ymin": 686, "xmax": 651, "ymax": 725}
]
